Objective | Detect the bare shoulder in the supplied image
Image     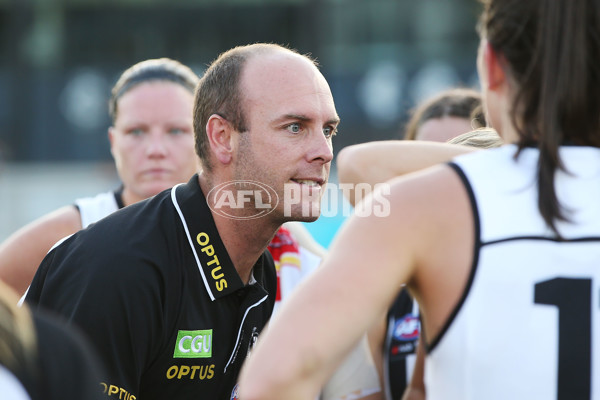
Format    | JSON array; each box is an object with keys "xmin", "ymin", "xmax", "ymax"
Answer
[
  {"xmin": 385, "ymin": 164, "xmax": 474, "ymax": 342},
  {"xmin": 378, "ymin": 163, "xmax": 471, "ymax": 250},
  {"xmin": 1, "ymin": 205, "xmax": 82, "ymax": 249},
  {"xmin": 0, "ymin": 205, "xmax": 82, "ymax": 295},
  {"xmin": 26, "ymin": 205, "xmax": 83, "ymax": 237}
]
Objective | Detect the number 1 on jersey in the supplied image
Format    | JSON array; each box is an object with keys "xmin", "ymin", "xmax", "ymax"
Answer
[{"xmin": 534, "ymin": 277, "xmax": 591, "ymax": 400}]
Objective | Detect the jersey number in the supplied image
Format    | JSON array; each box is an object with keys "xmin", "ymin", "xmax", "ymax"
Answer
[{"xmin": 534, "ymin": 278, "xmax": 591, "ymax": 400}]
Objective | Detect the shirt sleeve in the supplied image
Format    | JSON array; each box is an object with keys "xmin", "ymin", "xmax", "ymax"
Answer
[
  {"xmin": 32, "ymin": 310, "xmax": 108, "ymax": 400},
  {"xmin": 25, "ymin": 234, "xmax": 167, "ymax": 399}
]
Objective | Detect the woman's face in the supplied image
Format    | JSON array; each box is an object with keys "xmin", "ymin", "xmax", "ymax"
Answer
[
  {"xmin": 416, "ymin": 116, "xmax": 475, "ymax": 142},
  {"xmin": 109, "ymin": 81, "xmax": 198, "ymax": 205}
]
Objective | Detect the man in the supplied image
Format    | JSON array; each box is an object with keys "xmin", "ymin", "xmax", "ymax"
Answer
[{"xmin": 25, "ymin": 43, "xmax": 339, "ymax": 400}]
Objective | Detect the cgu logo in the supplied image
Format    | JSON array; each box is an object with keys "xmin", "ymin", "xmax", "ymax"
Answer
[
  {"xmin": 207, "ymin": 180, "xmax": 279, "ymax": 220},
  {"xmin": 173, "ymin": 329, "xmax": 213, "ymax": 358},
  {"xmin": 393, "ymin": 315, "xmax": 420, "ymax": 341}
]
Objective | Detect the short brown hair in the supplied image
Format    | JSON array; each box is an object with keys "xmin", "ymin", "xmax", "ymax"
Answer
[{"xmin": 193, "ymin": 43, "xmax": 318, "ymax": 172}]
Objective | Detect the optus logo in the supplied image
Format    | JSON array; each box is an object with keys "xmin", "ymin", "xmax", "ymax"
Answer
[{"xmin": 207, "ymin": 180, "xmax": 279, "ymax": 220}]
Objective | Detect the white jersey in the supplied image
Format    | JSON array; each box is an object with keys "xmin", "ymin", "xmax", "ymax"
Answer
[
  {"xmin": 74, "ymin": 191, "xmax": 119, "ymax": 228},
  {"xmin": 426, "ymin": 145, "xmax": 600, "ymax": 400},
  {"xmin": 0, "ymin": 365, "xmax": 30, "ymax": 400}
]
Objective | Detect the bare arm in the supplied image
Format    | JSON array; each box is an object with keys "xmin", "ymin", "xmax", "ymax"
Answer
[
  {"xmin": 0, "ymin": 205, "xmax": 82, "ymax": 296},
  {"xmin": 366, "ymin": 312, "xmax": 387, "ymax": 392},
  {"xmin": 401, "ymin": 339, "xmax": 426, "ymax": 400},
  {"xmin": 337, "ymin": 140, "xmax": 476, "ymax": 206},
  {"xmin": 238, "ymin": 177, "xmax": 425, "ymax": 400},
  {"xmin": 283, "ymin": 224, "xmax": 381, "ymax": 400},
  {"xmin": 238, "ymin": 165, "xmax": 472, "ymax": 400}
]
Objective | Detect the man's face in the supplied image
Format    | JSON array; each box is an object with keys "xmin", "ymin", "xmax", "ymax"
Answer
[{"xmin": 232, "ymin": 52, "xmax": 339, "ymax": 223}]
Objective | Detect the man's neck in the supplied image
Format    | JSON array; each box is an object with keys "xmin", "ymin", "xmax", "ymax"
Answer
[
  {"xmin": 198, "ymin": 174, "xmax": 280, "ymax": 284},
  {"xmin": 214, "ymin": 216, "xmax": 278, "ymax": 284}
]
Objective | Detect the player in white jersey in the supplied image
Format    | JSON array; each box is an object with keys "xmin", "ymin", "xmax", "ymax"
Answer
[
  {"xmin": 337, "ymin": 89, "xmax": 491, "ymax": 400},
  {"xmin": 0, "ymin": 58, "xmax": 200, "ymax": 296},
  {"xmin": 337, "ymin": 128, "xmax": 502, "ymax": 400},
  {"xmin": 238, "ymin": 1, "xmax": 600, "ymax": 399}
]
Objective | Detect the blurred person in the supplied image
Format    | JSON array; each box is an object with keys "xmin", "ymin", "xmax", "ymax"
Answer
[
  {"xmin": 0, "ymin": 280, "xmax": 105, "ymax": 400},
  {"xmin": 25, "ymin": 43, "xmax": 339, "ymax": 400},
  {"xmin": 0, "ymin": 58, "xmax": 200, "ymax": 296},
  {"xmin": 337, "ymin": 127, "xmax": 502, "ymax": 400},
  {"xmin": 403, "ymin": 87, "xmax": 485, "ymax": 142},
  {"xmin": 238, "ymin": 0, "xmax": 600, "ymax": 399},
  {"xmin": 268, "ymin": 226, "xmax": 382, "ymax": 400},
  {"xmin": 338, "ymin": 89, "xmax": 487, "ymax": 400}
]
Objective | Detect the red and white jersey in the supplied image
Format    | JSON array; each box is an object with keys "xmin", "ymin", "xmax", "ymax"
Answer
[
  {"xmin": 426, "ymin": 145, "xmax": 600, "ymax": 400},
  {"xmin": 268, "ymin": 227, "xmax": 321, "ymax": 314}
]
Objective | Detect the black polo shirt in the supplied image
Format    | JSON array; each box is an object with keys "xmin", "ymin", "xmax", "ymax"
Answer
[{"xmin": 26, "ymin": 175, "xmax": 277, "ymax": 400}]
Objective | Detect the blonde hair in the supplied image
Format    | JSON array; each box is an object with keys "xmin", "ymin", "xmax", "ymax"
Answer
[
  {"xmin": 0, "ymin": 281, "xmax": 37, "ymax": 375},
  {"xmin": 447, "ymin": 127, "xmax": 503, "ymax": 149}
]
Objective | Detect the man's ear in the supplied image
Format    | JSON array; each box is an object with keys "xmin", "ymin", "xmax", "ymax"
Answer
[
  {"xmin": 206, "ymin": 114, "xmax": 234, "ymax": 165},
  {"xmin": 108, "ymin": 127, "xmax": 116, "ymax": 157},
  {"xmin": 483, "ymin": 41, "xmax": 506, "ymax": 90}
]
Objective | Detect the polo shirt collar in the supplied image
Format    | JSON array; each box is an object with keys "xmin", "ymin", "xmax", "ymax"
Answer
[{"xmin": 171, "ymin": 175, "xmax": 247, "ymax": 301}]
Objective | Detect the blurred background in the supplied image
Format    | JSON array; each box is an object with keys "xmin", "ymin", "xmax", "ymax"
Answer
[{"xmin": 0, "ymin": 0, "xmax": 482, "ymax": 246}]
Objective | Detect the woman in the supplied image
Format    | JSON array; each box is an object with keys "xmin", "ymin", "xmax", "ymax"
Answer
[
  {"xmin": 403, "ymin": 87, "xmax": 485, "ymax": 142},
  {"xmin": 0, "ymin": 58, "xmax": 200, "ymax": 296},
  {"xmin": 337, "ymin": 127, "xmax": 502, "ymax": 400},
  {"xmin": 239, "ymin": 0, "xmax": 600, "ymax": 399}
]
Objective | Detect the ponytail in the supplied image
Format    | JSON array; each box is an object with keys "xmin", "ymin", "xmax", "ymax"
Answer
[{"xmin": 480, "ymin": 0, "xmax": 600, "ymax": 236}]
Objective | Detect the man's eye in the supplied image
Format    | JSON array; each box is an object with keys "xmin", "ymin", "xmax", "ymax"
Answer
[
  {"xmin": 169, "ymin": 128, "xmax": 185, "ymax": 135},
  {"xmin": 128, "ymin": 128, "xmax": 144, "ymax": 136},
  {"xmin": 286, "ymin": 123, "xmax": 301, "ymax": 134},
  {"xmin": 323, "ymin": 126, "xmax": 337, "ymax": 138}
]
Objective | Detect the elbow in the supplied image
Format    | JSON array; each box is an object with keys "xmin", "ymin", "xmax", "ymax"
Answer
[{"xmin": 336, "ymin": 145, "xmax": 362, "ymax": 186}]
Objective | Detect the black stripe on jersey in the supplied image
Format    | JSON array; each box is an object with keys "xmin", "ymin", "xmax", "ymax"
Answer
[
  {"xmin": 484, "ymin": 236, "xmax": 600, "ymax": 246},
  {"xmin": 425, "ymin": 162, "xmax": 482, "ymax": 354}
]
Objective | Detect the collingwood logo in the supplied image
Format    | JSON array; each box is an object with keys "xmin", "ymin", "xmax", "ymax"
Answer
[{"xmin": 174, "ymin": 330, "xmax": 212, "ymax": 358}]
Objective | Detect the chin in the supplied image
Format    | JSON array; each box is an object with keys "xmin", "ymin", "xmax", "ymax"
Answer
[
  {"xmin": 283, "ymin": 202, "xmax": 321, "ymax": 223},
  {"xmin": 142, "ymin": 183, "xmax": 173, "ymax": 198},
  {"xmin": 291, "ymin": 214, "xmax": 320, "ymax": 223}
]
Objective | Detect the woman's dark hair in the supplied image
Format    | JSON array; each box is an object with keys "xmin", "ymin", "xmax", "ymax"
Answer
[
  {"xmin": 478, "ymin": 0, "xmax": 600, "ymax": 236},
  {"xmin": 403, "ymin": 88, "xmax": 485, "ymax": 140}
]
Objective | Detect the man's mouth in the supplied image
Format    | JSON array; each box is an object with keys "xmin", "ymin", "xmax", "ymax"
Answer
[{"xmin": 292, "ymin": 179, "xmax": 322, "ymax": 187}]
